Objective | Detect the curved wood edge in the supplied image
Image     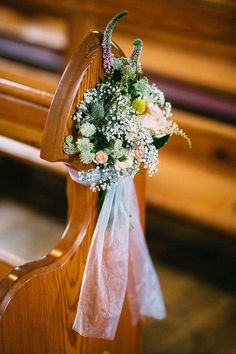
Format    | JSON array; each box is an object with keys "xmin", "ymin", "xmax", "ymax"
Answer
[
  {"xmin": 0, "ymin": 178, "xmax": 95, "ymax": 317},
  {"xmin": 0, "ymin": 31, "xmax": 125, "ymax": 318}
]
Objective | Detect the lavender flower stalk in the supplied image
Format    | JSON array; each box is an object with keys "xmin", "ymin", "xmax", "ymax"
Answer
[
  {"xmin": 102, "ymin": 10, "xmax": 128, "ymax": 73},
  {"xmin": 129, "ymin": 38, "xmax": 143, "ymax": 71}
]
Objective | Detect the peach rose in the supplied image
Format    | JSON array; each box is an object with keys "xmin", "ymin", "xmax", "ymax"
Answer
[
  {"xmin": 134, "ymin": 146, "xmax": 143, "ymax": 159},
  {"xmin": 140, "ymin": 103, "xmax": 168, "ymax": 136},
  {"xmin": 115, "ymin": 154, "xmax": 134, "ymax": 170},
  {"xmin": 95, "ymin": 150, "xmax": 108, "ymax": 164}
]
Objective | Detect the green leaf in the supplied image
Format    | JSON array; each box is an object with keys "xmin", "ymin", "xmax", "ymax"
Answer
[
  {"xmin": 118, "ymin": 155, "xmax": 128, "ymax": 162},
  {"xmin": 90, "ymin": 102, "xmax": 105, "ymax": 120},
  {"xmin": 153, "ymin": 135, "xmax": 170, "ymax": 149},
  {"xmin": 97, "ymin": 190, "xmax": 107, "ymax": 213}
]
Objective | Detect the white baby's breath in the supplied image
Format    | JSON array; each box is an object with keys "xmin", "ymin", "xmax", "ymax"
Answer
[
  {"xmin": 63, "ymin": 51, "xmax": 189, "ymax": 191},
  {"xmin": 80, "ymin": 122, "xmax": 96, "ymax": 137},
  {"xmin": 76, "ymin": 138, "xmax": 94, "ymax": 152}
]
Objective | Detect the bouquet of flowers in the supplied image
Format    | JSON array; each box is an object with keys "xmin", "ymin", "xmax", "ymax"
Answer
[
  {"xmin": 64, "ymin": 11, "xmax": 191, "ymax": 341},
  {"xmin": 63, "ymin": 10, "xmax": 190, "ymax": 192}
]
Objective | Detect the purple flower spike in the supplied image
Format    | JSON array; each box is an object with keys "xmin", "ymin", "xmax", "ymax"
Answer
[
  {"xmin": 102, "ymin": 11, "xmax": 128, "ymax": 73},
  {"xmin": 129, "ymin": 38, "xmax": 143, "ymax": 68}
]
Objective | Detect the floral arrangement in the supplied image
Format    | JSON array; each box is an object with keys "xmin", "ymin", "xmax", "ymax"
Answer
[
  {"xmin": 63, "ymin": 11, "xmax": 190, "ymax": 191},
  {"xmin": 64, "ymin": 11, "xmax": 192, "ymax": 340}
]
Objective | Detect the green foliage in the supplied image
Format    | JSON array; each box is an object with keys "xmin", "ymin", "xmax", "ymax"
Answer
[
  {"xmin": 90, "ymin": 102, "xmax": 105, "ymax": 120},
  {"xmin": 103, "ymin": 10, "xmax": 128, "ymax": 46},
  {"xmin": 98, "ymin": 190, "xmax": 107, "ymax": 213},
  {"xmin": 129, "ymin": 38, "xmax": 143, "ymax": 72},
  {"xmin": 178, "ymin": 130, "xmax": 192, "ymax": 148},
  {"xmin": 118, "ymin": 155, "xmax": 128, "ymax": 162},
  {"xmin": 153, "ymin": 135, "xmax": 170, "ymax": 149},
  {"xmin": 170, "ymin": 122, "xmax": 192, "ymax": 148},
  {"xmin": 133, "ymin": 38, "xmax": 142, "ymax": 47},
  {"xmin": 102, "ymin": 11, "xmax": 128, "ymax": 72},
  {"xmin": 113, "ymin": 57, "xmax": 129, "ymax": 71}
]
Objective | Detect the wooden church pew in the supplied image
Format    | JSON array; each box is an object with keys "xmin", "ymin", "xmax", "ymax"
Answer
[
  {"xmin": 147, "ymin": 111, "xmax": 236, "ymax": 236},
  {"xmin": 0, "ymin": 31, "xmax": 144, "ymax": 354}
]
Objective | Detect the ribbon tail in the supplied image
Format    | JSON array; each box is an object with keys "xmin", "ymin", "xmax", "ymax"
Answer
[
  {"xmin": 73, "ymin": 180, "xmax": 130, "ymax": 340},
  {"xmin": 127, "ymin": 179, "xmax": 166, "ymax": 324}
]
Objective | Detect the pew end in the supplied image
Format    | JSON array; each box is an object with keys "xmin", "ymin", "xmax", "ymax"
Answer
[{"xmin": 0, "ymin": 31, "xmax": 144, "ymax": 354}]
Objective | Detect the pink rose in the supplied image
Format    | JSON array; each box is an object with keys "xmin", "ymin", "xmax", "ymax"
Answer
[
  {"xmin": 134, "ymin": 146, "xmax": 143, "ymax": 159},
  {"xmin": 140, "ymin": 103, "xmax": 168, "ymax": 136},
  {"xmin": 95, "ymin": 150, "xmax": 108, "ymax": 164},
  {"xmin": 115, "ymin": 154, "xmax": 134, "ymax": 170}
]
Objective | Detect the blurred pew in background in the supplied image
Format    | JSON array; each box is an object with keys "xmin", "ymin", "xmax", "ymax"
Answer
[{"xmin": 1, "ymin": 87, "xmax": 235, "ymax": 235}]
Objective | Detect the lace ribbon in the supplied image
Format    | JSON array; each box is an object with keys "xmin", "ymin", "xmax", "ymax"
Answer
[{"xmin": 68, "ymin": 167, "xmax": 166, "ymax": 340}]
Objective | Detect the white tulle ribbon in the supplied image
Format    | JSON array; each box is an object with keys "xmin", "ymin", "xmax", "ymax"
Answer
[{"xmin": 68, "ymin": 167, "xmax": 166, "ymax": 340}]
